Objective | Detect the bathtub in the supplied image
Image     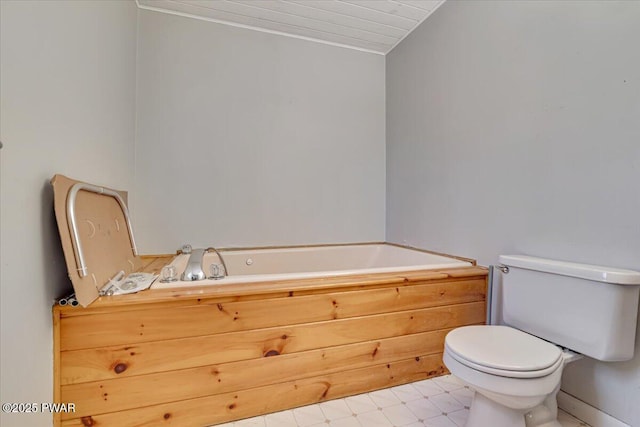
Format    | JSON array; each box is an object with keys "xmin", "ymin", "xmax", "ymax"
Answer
[
  {"xmin": 57, "ymin": 245, "xmax": 487, "ymax": 426},
  {"xmin": 151, "ymin": 243, "xmax": 473, "ymax": 289}
]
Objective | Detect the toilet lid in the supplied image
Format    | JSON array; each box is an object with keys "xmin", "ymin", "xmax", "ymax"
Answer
[{"xmin": 445, "ymin": 325, "xmax": 563, "ymax": 376}]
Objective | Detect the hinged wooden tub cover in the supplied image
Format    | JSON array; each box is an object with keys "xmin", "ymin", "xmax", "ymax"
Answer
[{"xmin": 51, "ymin": 175, "xmax": 143, "ymax": 307}]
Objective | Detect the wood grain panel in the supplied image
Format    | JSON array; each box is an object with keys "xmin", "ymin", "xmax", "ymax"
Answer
[
  {"xmin": 55, "ymin": 266, "xmax": 487, "ymax": 314},
  {"xmin": 54, "ymin": 257, "xmax": 487, "ymax": 426},
  {"xmin": 61, "ymin": 302, "xmax": 484, "ymax": 384},
  {"xmin": 61, "ymin": 330, "xmax": 448, "ymax": 418},
  {"xmin": 138, "ymin": 255, "xmax": 173, "ymax": 275},
  {"xmin": 60, "ymin": 279, "xmax": 485, "ymax": 351},
  {"xmin": 61, "ymin": 354, "xmax": 446, "ymax": 427}
]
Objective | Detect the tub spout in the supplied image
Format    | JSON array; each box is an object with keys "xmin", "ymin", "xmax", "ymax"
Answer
[{"xmin": 181, "ymin": 248, "xmax": 207, "ymax": 281}]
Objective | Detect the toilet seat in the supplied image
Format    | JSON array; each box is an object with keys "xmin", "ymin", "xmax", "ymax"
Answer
[{"xmin": 445, "ymin": 325, "xmax": 563, "ymax": 379}]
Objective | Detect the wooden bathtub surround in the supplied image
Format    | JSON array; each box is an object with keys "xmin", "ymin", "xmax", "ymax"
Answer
[{"xmin": 53, "ymin": 256, "xmax": 488, "ymax": 427}]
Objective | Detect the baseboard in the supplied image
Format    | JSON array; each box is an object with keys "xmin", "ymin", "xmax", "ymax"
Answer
[{"xmin": 558, "ymin": 390, "xmax": 630, "ymax": 427}]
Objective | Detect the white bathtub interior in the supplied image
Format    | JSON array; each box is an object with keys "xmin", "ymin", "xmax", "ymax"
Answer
[{"xmin": 151, "ymin": 244, "xmax": 472, "ymax": 289}]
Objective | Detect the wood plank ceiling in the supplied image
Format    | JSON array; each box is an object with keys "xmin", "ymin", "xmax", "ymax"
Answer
[{"xmin": 136, "ymin": 0, "xmax": 445, "ymax": 54}]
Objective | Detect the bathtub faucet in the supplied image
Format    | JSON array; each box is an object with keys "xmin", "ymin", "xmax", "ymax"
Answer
[
  {"xmin": 206, "ymin": 247, "xmax": 228, "ymax": 279},
  {"xmin": 181, "ymin": 248, "xmax": 207, "ymax": 281}
]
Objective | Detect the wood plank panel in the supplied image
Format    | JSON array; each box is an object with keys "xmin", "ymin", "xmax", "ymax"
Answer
[
  {"xmin": 138, "ymin": 255, "xmax": 172, "ymax": 271},
  {"xmin": 61, "ymin": 353, "xmax": 446, "ymax": 427},
  {"xmin": 55, "ymin": 271, "xmax": 450, "ymax": 317},
  {"xmin": 55, "ymin": 266, "xmax": 486, "ymax": 314},
  {"xmin": 60, "ymin": 279, "xmax": 486, "ymax": 350},
  {"xmin": 138, "ymin": 255, "xmax": 173, "ymax": 275},
  {"xmin": 61, "ymin": 302, "xmax": 484, "ymax": 384},
  {"xmin": 61, "ymin": 330, "xmax": 448, "ymax": 418}
]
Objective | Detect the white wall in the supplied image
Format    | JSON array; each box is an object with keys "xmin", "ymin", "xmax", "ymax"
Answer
[
  {"xmin": 386, "ymin": 1, "xmax": 640, "ymax": 425},
  {"xmin": 0, "ymin": 1, "xmax": 137, "ymax": 426},
  {"xmin": 134, "ymin": 10, "xmax": 386, "ymax": 253}
]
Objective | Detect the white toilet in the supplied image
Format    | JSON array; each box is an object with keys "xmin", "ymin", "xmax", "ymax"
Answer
[{"xmin": 443, "ymin": 255, "xmax": 640, "ymax": 427}]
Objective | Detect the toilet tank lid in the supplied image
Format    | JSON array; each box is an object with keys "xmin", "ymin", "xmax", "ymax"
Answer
[{"xmin": 499, "ymin": 255, "xmax": 640, "ymax": 286}]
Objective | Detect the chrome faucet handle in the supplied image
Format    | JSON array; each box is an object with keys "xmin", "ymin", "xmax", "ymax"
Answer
[
  {"xmin": 160, "ymin": 265, "xmax": 178, "ymax": 283},
  {"xmin": 209, "ymin": 263, "xmax": 225, "ymax": 280},
  {"xmin": 180, "ymin": 244, "xmax": 192, "ymax": 255}
]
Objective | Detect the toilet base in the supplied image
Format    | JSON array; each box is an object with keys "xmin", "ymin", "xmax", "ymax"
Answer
[
  {"xmin": 464, "ymin": 385, "xmax": 562, "ymax": 427},
  {"xmin": 524, "ymin": 384, "xmax": 562, "ymax": 427},
  {"xmin": 466, "ymin": 392, "xmax": 527, "ymax": 427}
]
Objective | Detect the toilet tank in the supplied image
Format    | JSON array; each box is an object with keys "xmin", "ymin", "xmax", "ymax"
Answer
[{"xmin": 499, "ymin": 255, "xmax": 640, "ymax": 361}]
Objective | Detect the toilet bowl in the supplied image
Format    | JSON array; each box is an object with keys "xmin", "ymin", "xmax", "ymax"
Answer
[
  {"xmin": 443, "ymin": 325, "xmax": 572, "ymax": 427},
  {"xmin": 441, "ymin": 255, "xmax": 640, "ymax": 427}
]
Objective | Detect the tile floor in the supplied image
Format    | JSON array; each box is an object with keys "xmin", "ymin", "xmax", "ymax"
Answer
[{"xmin": 214, "ymin": 375, "xmax": 590, "ymax": 427}]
